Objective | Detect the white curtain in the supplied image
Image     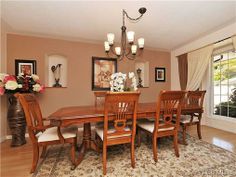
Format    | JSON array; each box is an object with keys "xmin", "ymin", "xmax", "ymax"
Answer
[
  {"xmin": 232, "ymin": 35, "xmax": 236, "ymax": 51},
  {"xmin": 186, "ymin": 45, "xmax": 213, "ymax": 91}
]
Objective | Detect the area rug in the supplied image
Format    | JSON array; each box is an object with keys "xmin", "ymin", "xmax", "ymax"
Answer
[{"xmin": 32, "ymin": 133, "xmax": 236, "ymax": 177}]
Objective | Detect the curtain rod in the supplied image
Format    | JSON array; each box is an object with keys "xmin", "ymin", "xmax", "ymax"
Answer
[{"xmin": 177, "ymin": 34, "xmax": 236, "ymax": 56}]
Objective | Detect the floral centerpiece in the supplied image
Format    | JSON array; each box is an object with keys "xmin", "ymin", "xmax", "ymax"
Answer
[
  {"xmin": 0, "ymin": 73, "xmax": 44, "ymax": 95},
  {"xmin": 110, "ymin": 72, "xmax": 137, "ymax": 92}
]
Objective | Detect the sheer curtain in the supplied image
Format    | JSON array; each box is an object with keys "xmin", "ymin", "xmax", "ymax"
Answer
[{"xmin": 186, "ymin": 45, "xmax": 213, "ymax": 91}]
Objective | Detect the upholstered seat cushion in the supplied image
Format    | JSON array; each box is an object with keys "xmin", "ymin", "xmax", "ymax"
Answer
[
  {"xmin": 180, "ymin": 115, "xmax": 199, "ymax": 123},
  {"xmin": 37, "ymin": 127, "xmax": 77, "ymax": 143},
  {"xmin": 137, "ymin": 120, "xmax": 174, "ymax": 133},
  {"xmin": 95, "ymin": 126, "xmax": 131, "ymax": 141}
]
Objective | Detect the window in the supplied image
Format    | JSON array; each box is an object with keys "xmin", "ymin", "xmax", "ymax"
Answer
[{"xmin": 212, "ymin": 51, "xmax": 236, "ymax": 118}]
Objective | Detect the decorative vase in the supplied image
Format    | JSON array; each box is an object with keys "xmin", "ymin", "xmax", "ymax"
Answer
[{"xmin": 7, "ymin": 94, "xmax": 26, "ymax": 147}]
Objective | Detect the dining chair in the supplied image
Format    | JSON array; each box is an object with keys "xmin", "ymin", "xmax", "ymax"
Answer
[
  {"xmin": 180, "ymin": 90, "xmax": 206, "ymax": 145},
  {"xmin": 94, "ymin": 91, "xmax": 107, "ymax": 108},
  {"xmin": 137, "ymin": 90, "xmax": 186, "ymax": 162},
  {"xmin": 93, "ymin": 91, "xmax": 107, "ymax": 140},
  {"xmin": 95, "ymin": 91, "xmax": 140, "ymax": 175},
  {"xmin": 16, "ymin": 93, "xmax": 78, "ymax": 173}
]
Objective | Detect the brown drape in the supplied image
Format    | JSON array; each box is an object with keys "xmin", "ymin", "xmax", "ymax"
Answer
[{"xmin": 177, "ymin": 53, "xmax": 188, "ymax": 90}]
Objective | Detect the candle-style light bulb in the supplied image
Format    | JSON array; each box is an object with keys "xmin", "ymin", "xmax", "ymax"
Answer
[
  {"xmin": 115, "ymin": 47, "xmax": 121, "ymax": 56},
  {"xmin": 127, "ymin": 31, "xmax": 135, "ymax": 43},
  {"xmin": 104, "ymin": 41, "xmax": 110, "ymax": 52},
  {"xmin": 138, "ymin": 38, "xmax": 144, "ymax": 49},
  {"xmin": 107, "ymin": 33, "xmax": 115, "ymax": 45},
  {"xmin": 131, "ymin": 45, "xmax": 137, "ymax": 55}
]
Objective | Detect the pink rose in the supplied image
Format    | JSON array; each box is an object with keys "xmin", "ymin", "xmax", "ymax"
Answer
[
  {"xmin": 3, "ymin": 75, "xmax": 16, "ymax": 83},
  {"xmin": 39, "ymin": 85, "xmax": 45, "ymax": 93},
  {"xmin": 0, "ymin": 87, "xmax": 5, "ymax": 95}
]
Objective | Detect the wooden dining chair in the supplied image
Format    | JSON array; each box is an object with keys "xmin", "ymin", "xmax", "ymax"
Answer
[
  {"xmin": 137, "ymin": 90, "xmax": 186, "ymax": 162},
  {"xmin": 180, "ymin": 90, "xmax": 206, "ymax": 145},
  {"xmin": 95, "ymin": 91, "xmax": 140, "ymax": 175},
  {"xmin": 16, "ymin": 93, "xmax": 78, "ymax": 173},
  {"xmin": 94, "ymin": 91, "xmax": 107, "ymax": 108},
  {"xmin": 93, "ymin": 91, "xmax": 107, "ymax": 139}
]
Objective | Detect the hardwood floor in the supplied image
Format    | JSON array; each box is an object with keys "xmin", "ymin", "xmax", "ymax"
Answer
[{"xmin": 0, "ymin": 125, "xmax": 235, "ymax": 177}]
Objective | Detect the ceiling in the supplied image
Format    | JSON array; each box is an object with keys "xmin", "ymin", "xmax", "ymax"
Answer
[{"xmin": 1, "ymin": 1, "xmax": 236, "ymax": 51}]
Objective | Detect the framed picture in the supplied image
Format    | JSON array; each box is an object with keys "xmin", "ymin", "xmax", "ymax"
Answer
[
  {"xmin": 92, "ymin": 57, "xmax": 117, "ymax": 90},
  {"xmin": 15, "ymin": 59, "xmax": 37, "ymax": 75},
  {"xmin": 155, "ymin": 67, "xmax": 165, "ymax": 82}
]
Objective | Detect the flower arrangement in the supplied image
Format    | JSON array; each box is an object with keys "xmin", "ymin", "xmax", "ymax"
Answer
[
  {"xmin": 0, "ymin": 73, "xmax": 44, "ymax": 95},
  {"xmin": 110, "ymin": 72, "xmax": 137, "ymax": 92}
]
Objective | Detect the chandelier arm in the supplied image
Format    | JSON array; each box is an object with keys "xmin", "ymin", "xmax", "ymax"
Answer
[
  {"xmin": 135, "ymin": 48, "xmax": 144, "ymax": 57},
  {"xmin": 109, "ymin": 45, "xmax": 118, "ymax": 56},
  {"xmin": 125, "ymin": 53, "xmax": 135, "ymax": 60}
]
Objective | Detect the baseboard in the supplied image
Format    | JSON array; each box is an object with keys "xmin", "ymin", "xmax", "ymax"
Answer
[
  {"xmin": 5, "ymin": 133, "xmax": 29, "ymax": 140},
  {"xmin": 205, "ymin": 117, "xmax": 236, "ymax": 134}
]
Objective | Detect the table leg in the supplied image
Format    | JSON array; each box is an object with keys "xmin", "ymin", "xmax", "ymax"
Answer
[{"xmin": 72, "ymin": 123, "xmax": 99, "ymax": 169}]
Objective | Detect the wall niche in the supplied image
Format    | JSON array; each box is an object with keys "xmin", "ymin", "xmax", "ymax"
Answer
[
  {"xmin": 135, "ymin": 61, "xmax": 149, "ymax": 88},
  {"xmin": 45, "ymin": 54, "xmax": 67, "ymax": 87}
]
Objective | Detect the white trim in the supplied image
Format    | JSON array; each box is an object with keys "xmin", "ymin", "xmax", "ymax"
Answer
[
  {"xmin": 210, "ymin": 114, "xmax": 236, "ymax": 123},
  {"xmin": 5, "ymin": 133, "xmax": 29, "ymax": 140},
  {"xmin": 205, "ymin": 116, "xmax": 236, "ymax": 134}
]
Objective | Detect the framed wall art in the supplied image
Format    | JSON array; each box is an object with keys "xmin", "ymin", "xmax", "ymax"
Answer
[
  {"xmin": 92, "ymin": 57, "xmax": 117, "ymax": 90},
  {"xmin": 155, "ymin": 67, "xmax": 166, "ymax": 82},
  {"xmin": 15, "ymin": 59, "xmax": 37, "ymax": 75}
]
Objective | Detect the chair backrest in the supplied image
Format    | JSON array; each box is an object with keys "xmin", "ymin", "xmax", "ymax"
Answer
[
  {"xmin": 103, "ymin": 91, "xmax": 140, "ymax": 141},
  {"xmin": 16, "ymin": 93, "xmax": 43, "ymax": 141},
  {"xmin": 94, "ymin": 91, "xmax": 107, "ymax": 107},
  {"xmin": 154, "ymin": 90, "xmax": 186, "ymax": 133},
  {"xmin": 187, "ymin": 90, "xmax": 206, "ymax": 108}
]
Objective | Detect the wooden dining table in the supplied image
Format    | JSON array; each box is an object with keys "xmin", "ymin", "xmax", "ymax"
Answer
[{"xmin": 47, "ymin": 102, "xmax": 203, "ymax": 169}]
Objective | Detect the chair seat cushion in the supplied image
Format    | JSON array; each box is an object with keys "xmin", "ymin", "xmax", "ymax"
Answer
[
  {"xmin": 37, "ymin": 127, "xmax": 77, "ymax": 143},
  {"xmin": 95, "ymin": 126, "xmax": 131, "ymax": 141},
  {"xmin": 180, "ymin": 115, "xmax": 199, "ymax": 123},
  {"xmin": 137, "ymin": 120, "xmax": 174, "ymax": 133}
]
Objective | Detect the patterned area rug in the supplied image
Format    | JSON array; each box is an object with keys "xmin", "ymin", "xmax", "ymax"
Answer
[{"xmin": 32, "ymin": 134, "xmax": 236, "ymax": 177}]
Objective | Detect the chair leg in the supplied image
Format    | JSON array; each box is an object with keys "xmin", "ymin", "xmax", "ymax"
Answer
[
  {"xmin": 137, "ymin": 128, "xmax": 141, "ymax": 147},
  {"xmin": 182, "ymin": 125, "xmax": 187, "ymax": 145},
  {"xmin": 30, "ymin": 145, "xmax": 39, "ymax": 173},
  {"xmin": 103, "ymin": 144, "xmax": 107, "ymax": 175},
  {"xmin": 197, "ymin": 123, "xmax": 202, "ymax": 139},
  {"xmin": 173, "ymin": 134, "xmax": 179, "ymax": 157},
  {"xmin": 131, "ymin": 141, "xmax": 135, "ymax": 168},
  {"xmin": 152, "ymin": 134, "xmax": 157, "ymax": 162},
  {"xmin": 70, "ymin": 142, "xmax": 76, "ymax": 165},
  {"xmin": 40, "ymin": 146, "xmax": 47, "ymax": 158},
  {"xmin": 146, "ymin": 134, "xmax": 150, "ymax": 143},
  {"xmin": 95, "ymin": 133, "xmax": 100, "ymax": 152}
]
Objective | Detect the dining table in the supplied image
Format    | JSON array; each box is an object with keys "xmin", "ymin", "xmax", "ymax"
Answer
[{"xmin": 47, "ymin": 102, "xmax": 203, "ymax": 169}]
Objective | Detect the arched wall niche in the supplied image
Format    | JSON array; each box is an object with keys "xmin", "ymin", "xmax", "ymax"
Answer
[{"xmin": 45, "ymin": 54, "xmax": 68, "ymax": 87}]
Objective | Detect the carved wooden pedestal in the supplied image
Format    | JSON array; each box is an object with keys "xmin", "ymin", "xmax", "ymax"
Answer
[{"xmin": 7, "ymin": 94, "xmax": 26, "ymax": 147}]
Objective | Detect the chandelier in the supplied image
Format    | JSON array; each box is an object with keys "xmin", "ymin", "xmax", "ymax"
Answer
[{"xmin": 104, "ymin": 7, "xmax": 147, "ymax": 60}]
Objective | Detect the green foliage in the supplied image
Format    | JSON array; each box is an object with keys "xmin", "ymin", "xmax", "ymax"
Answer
[
  {"xmin": 213, "ymin": 58, "xmax": 236, "ymax": 82},
  {"xmin": 214, "ymin": 88, "xmax": 236, "ymax": 118}
]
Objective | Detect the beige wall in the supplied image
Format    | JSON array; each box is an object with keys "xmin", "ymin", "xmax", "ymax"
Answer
[
  {"xmin": 5, "ymin": 34, "xmax": 170, "ymax": 135},
  {"xmin": 0, "ymin": 19, "xmax": 8, "ymax": 142}
]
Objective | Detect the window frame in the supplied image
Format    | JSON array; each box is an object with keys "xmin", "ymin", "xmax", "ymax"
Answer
[{"xmin": 210, "ymin": 50, "xmax": 236, "ymax": 121}]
